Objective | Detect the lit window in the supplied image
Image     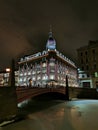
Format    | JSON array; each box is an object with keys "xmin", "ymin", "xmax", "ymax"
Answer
[
  {"xmin": 4, "ymin": 73, "xmax": 9, "ymax": 77},
  {"xmin": 42, "ymin": 63, "xmax": 46, "ymax": 67},
  {"xmin": 20, "ymin": 73, "xmax": 23, "ymax": 76},
  {"xmin": 24, "ymin": 72, "xmax": 27, "ymax": 75},
  {"xmin": 42, "ymin": 69, "xmax": 46, "ymax": 73},
  {"xmin": 50, "ymin": 69, "xmax": 55, "ymax": 72},
  {"xmin": 42, "ymin": 76, "xmax": 46, "ymax": 80},
  {"xmin": 28, "ymin": 72, "xmax": 31, "ymax": 75},
  {"xmin": 33, "ymin": 77, "xmax": 35, "ymax": 80},
  {"xmin": 24, "ymin": 78, "xmax": 26, "ymax": 81},
  {"xmin": 37, "ymin": 76, "xmax": 41, "ymax": 80},
  {"xmin": 50, "ymin": 75, "xmax": 55, "ymax": 80},
  {"xmin": 49, "ymin": 62, "xmax": 55, "ymax": 66},
  {"xmin": 24, "ymin": 83, "xmax": 27, "ymax": 86},
  {"xmin": 20, "ymin": 78, "xmax": 22, "ymax": 82},
  {"xmin": 37, "ymin": 71, "xmax": 41, "ymax": 74},
  {"xmin": 32, "ymin": 71, "xmax": 35, "ymax": 74},
  {"xmin": 95, "ymin": 72, "xmax": 98, "ymax": 77}
]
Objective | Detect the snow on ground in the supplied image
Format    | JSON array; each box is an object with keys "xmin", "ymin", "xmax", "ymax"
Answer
[{"xmin": 1, "ymin": 99, "xmax": 98, "ymax": 130}]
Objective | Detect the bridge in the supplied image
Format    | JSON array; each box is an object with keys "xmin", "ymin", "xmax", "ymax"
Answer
[{"xmin": 16, "ymin": 86, "xmax": 66, "ymax": 103}]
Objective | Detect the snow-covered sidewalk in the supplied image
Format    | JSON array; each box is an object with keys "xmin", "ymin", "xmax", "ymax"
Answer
[{"xmin": 1, "ymin": 99, "xmax": 98, "ymax": 130}]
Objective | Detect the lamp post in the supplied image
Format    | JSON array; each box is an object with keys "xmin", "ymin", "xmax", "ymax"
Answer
[
  {"xmin": 8, "ymin": 59, "xmax": 15, "ymax": 87},
  {"xmin": 6, "ymin": 68, "xmax": 10, "ymax": 72},
  {"xmin": 5, "ymin": 68, "xmax": 10, "ymax": 86},
  {"xmin": 66, "ymin": 75, "xmax": 69, "ymax": 101}
]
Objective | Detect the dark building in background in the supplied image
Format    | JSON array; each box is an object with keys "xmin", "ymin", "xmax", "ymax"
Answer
[
  {"xmin": 18, "ymin": 32, "xmax": 78, "ymax": 87},
  {"xmin": 77, "ymin": 40, "xmax": 98, "ymax": 88}
]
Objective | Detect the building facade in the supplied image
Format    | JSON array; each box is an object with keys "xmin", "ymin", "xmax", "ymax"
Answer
[
  {"xmin": 18, "ymin": 32, "xmax": 78, "ymax": 87},
  {"xmin": 77, "ymin": 40, "xmax": 98, "ymax": 88},
  {"xmin": 0, "ymin": 70, "xmax": 19, "ymax": 87}
]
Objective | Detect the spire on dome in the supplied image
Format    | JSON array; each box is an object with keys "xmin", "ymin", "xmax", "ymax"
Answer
[
  {"xmin": 46, "ymin": 25, "xmax": 56, "ymax": 50},
  {"xmin": 49, "ymin": 25, "xmax": 53, "ymax": 38}
]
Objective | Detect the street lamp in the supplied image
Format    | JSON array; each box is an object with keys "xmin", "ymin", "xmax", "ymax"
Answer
[
  {"xmin": 5, "ymin": 68, "xmax": 10, "ymax": 86},
  {"xmin": 6, "ymin": 68, "xmax": 10, "ymax": 72}
]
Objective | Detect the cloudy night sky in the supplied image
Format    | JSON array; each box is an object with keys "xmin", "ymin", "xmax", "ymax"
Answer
[{"xmin": 0, "ymin": 0, "xmax": 98, "ymax": 70}]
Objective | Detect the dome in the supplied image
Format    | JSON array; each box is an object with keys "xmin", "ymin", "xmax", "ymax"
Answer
[{"xmin": 46, "ymin": 32, "xmax": 56, "ymax": 50}]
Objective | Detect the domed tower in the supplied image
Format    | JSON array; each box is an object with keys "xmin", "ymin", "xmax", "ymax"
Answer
[{"xmin": 46, "ymin": 31, "xmax": 56, "ymax": 51}]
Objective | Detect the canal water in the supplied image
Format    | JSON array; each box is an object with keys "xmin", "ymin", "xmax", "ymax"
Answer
[{"xmin": 1, "ymin": 95, "xmax": 98, "ymax": 130}]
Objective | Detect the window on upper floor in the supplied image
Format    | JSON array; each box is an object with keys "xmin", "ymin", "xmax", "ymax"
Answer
[
  {"xmin": 87, "ymin": 74, "xmax": 89, "ymax": 77},
  {"xmin": 86, "ymin": 65, "xmax": 89, "ymax": 70},
  {"xmin": 86, "ymin": 58, "xmax": 88, "ymax": 63},
  {"xmin": 82, "ymin": 75, "xmax": 85, "ymax": 78},
  {"xmin": 92, "ymin": 49, "xmax": 95, "ymax": 54},
  {"xmin": 82, "ymin": 66, "xmax": 84, "ymax": 71},
  {"xmin": 94, "ymin": 64, "xmax": 96, "ymax": 69},
  {"xmin": 80, "ymin": 52, "xmax": 83, "ymax": 56},
  {"xmin": 42, "ymin": 63, "xmax": 47, "ymax": 67},
  {"xmin": 95, "ymin": 72, "xmax": 98, "ymax": 77},
  {"xmin": 49, "ymin": 62, "xmax": 55, "ymax": 66},
  {"xmin": 50, "ymin": 75, "xmax": 55, "ymax": 80},
  {"xmin": 85, "ymin": 51, "xmax": 88, "ymax": 55},
  {"xmin": 81, "ymin": 59, "xmax": 83, "ymax": 64}
]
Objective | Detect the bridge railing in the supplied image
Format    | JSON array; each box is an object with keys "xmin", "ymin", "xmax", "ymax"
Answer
[{"xmin": 16, "ymin": 86, "xmax": 66, "ymax": 103}]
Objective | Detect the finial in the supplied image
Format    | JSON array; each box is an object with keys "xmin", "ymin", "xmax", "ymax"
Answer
[
  {"xmin": 49, "ymin": 25, "xmax": 52, "ymax": 32},
  {"xmin": 49, "ymin": 25, "xmax": 53, "ymax": 38}
]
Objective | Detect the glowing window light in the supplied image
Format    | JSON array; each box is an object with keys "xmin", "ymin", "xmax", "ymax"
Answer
[
  {"xmin": 95, "ymin": 72, "xmax": 98, "ymax": 77},
  {"xmin": 49, "ymin": 62, "xmax": 55, "ymax": 66},
  {"xmin": 42, "ymin": 76, "xmax": 46, "ymax": 80},
  {"xmin": 28, "ymin": 72, "xmax": 31, "ymax": 75},
  {"xmin": 37, "ymin": 76, "xmax": 41, "ymax": 80},
  {"xmin": 50, "ymin": 75, "xmax": 55, "ymax": 80},
  {"xmin": 20, "ymin": 73, "xmax": 23, "ymax": 76},
  {"xmin": 24, "ymin": 78, "xmax": 26, "ymax": 81},
  {"xmin": 32, "ymin": 71, "xmax": 35, "ymax": 74},
  {"xmin": 33, "ymin": 77, "xmax": 35, "ymax": 80},
  {"xmin": 42, "ymin": 74, "xmax": 48, "ymax": 80},
  {"xmin": 42, "ymin": 63, "xmax": 46, "ymax": 67},
  {"xmin": 50, "ymin": 69, "xmax": 55, "ymax": 72},
  {"xmin": 20, "ymin": 78, "xmax": 22, "ymax": 82},
  {"xmin": 42, "ymin": 69, "xmax": 46, "ymax": 73},
  {"xmin": 24, "ymin": 73, "xmax": 26, "ymax": 75}
]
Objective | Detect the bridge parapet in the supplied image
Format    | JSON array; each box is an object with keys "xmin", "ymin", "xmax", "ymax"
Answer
[{"xmin": 16, "ymin": 86, "xmax": 66, "ymax": 103}]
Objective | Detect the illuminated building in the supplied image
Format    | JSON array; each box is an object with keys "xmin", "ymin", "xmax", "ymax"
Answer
[
  {"xmin": 0, "ymin": 69, "xmax": 19, "ymax": 87},
  {"xmin": 77, "ymin": 40, "xmax": 98, "ymax": 88},
  {"xmin": 18, "ymin": 32, "xmax": 78, "ymax": 87},
  {"xmin": 0, "ymin": 71, "xmax": 4, "ymax": 86}
]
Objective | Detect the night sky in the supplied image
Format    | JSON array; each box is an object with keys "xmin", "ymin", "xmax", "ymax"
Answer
[{"xmin": 0, "ymin": 0, "xmax": 98, "ymax": 70}]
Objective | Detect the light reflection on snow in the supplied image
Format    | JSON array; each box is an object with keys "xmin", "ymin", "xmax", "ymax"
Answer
[
  {"xmin": 68, "ymin": 100, "xmax": 98, "ymax": 130},
  {"xmin": 18, "ymin": 99, "xmax": 30, "ymax": 107},
  {"xmin": 2, "ymin": 100, "xmax": 98, "ymax": 130}
]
